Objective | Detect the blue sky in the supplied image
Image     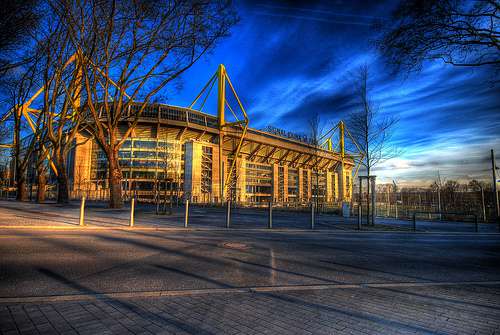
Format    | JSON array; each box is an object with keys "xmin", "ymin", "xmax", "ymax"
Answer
[
  {"xmin": 162, "ymin": 0, "xmax": 499, "ymax": 186},
  {"xmin": 3, "ymin": 0, "xmax": 496, "ymax": 186}
]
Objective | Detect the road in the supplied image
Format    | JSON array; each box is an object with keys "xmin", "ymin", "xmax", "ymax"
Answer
[{"xmin": 1, "ymin": 229, "xmax": 500, "ymax": 334}]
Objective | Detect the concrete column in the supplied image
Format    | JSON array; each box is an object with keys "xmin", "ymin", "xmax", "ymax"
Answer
[
  {"xmin": 333, "ymin": 172, "xmax": 339, "ymax": 202},
  {"xmin": 212, "ymin": 145, "xmax": 221, "ymax": 203},
  {"xmin": 237, "ymin": 157, "xmax": 246, "ymax": 203},
  {"xmin": 283, "ymin": 166, "xmax": 289, "ymax": 202},
  {"xmin": 307, "ymin": 169, "xmax": 312, "ymax": 201},
  {"xmin": 272, "ymin": 164, "xmax": 279, "ymax": 202},
  {"xmin": 338, "ymin": 164, "xmax": 345, "ymax": 201},
  {"xmin": 338, "ymin": 164, "xmax": 353, "ymax": 202},
  {"xmin": 298, "ymin": 167, "xmax": 304, "ymax": 202},
  {"xmin": 326, "ymin": 171, "xmax": 333, "ymax": 203},
  {"xmin": 72, "ymin": 133, "xmax": 93, "ymax": 193},
  {"xmin": 184, "ymin": 141, "xmax": 203, "ymax": 202}
]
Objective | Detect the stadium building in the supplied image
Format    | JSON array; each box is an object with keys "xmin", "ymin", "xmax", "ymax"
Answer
[
  {"xmin": 71, "ymin": 112, "xmax": 355, "ymax": 205},
  {"xmin": 22, "ymin": 65, "xmax": 358, "ymax": 205}
]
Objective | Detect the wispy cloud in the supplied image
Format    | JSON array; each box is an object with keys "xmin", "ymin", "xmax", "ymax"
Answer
[{"xmin": 175, "ymin": 0, "xmax": 500, "ymax": 186}]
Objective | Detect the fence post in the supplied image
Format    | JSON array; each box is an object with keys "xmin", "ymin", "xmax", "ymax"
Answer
[
  {"xmin": 357, "ymin": 204, "xmax": 361, "ymax": 230},
  {"xmin": 184, "ymin": 199, "xmax": 189, "ymax": 228},
  {"xmin": 79, "ymin": 196, "xmax": 86, "ymax": 226},
  {"xmin": 311, "ymin": 202, "xmax": 315, "ymax": 230},
  {"xmin": 226, "ymin": 200, "xmax": 231, "ymax": 228},
  {"xmin": 412, "ymin": 212, "xmax": 416, "ymax": 231},
  {"xmin": 129, "ymin": 197, "xmax": 135, "ymax": 227},
  {"xmin": 268, "ymin": 201, "xmax": 273, "ymax": 229}
]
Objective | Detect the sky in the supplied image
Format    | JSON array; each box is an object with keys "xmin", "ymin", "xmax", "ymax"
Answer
[
  {"xmin": 161, "ymin": 0, "xmax": 500, "ymax": 187},
  {"xmin": 2, "ymin": 0, "xmax": 498, "ymax": 186}
]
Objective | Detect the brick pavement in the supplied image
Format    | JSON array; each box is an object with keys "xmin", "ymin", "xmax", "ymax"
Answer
[{"xmin": 1, "ymin": 284, "xmax": 500, "ymax": 335}]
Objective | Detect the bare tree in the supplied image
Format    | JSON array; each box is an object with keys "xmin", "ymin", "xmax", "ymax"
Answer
[
  {"xmin": 469, "ymin": 179, "xmax": 488, "ymax": 221},
  {"xmin": 308, "ymin": 113, "xmax": 323, "ymax": 207},
  {"xmin": 57, "ymin": 0, "xmax": 237, "ymax": 208},
  {"xmin": 348, "ymin": 65, "xmax": 399, "ymax": 177},
  {"xmin": 34, "ymin": 140, "xmax": 49, "ymax": 203},
  {"xmin": 6, "ymin": 62, "xmax": 45, "ymax": 201},
  {"xmin": 0, "ymin": 121, "xmax": 11, "ymax": 190},
  {"xmin": 376, "ymin": 0, "xmax": 500, "ymax": 74},
  {"xmin": 347, "ymin": 65, "xmax": 399, "ymax": 224},
  {"xmin": 39, "ymin": 20, "xmax": 84, "ymax": 204}
]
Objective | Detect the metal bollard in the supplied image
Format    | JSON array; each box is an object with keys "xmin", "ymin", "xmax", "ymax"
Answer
[
  {"xmin": 311, "ymin": 202, "xmax": 315, "ymax": 230},
  {"xmin": 226, "ymin": 200, "xmax": 231, "ymax": 228},
  {"xmin": 412, "ymin": 213, "xmax": 416, "ymax": 231},
  {"xmin": 268, "ymin": 201, "xmax": 273, "ymax": 229},
  {"xmin": 184, "ymin": 200, "xmax": 189, "ymax": 228},
  {"xmin": 156, "ymin": 195, "xmax": 160, "ymax": 215},
  {"xmin": 357, "ymin": 205, "xmax": 361, "ymax": 230},
  {"xmin": 79, "ymin": 196, "xmax": 86, "ymax": 226},
  {"xmin": 130, "ymin": 197, "xmax": 135, "ymax": 227}
]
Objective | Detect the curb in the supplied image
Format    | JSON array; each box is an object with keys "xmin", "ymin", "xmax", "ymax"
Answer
[
  {"xmin": 2, "ymin": 280, "xmax": 500, "ymax": 304},
  {"xmin": 0, "ymin": 225, "xmax": 499, "ymax": 235}
]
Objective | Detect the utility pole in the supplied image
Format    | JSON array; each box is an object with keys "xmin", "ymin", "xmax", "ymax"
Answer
[
  {"xmin": 480, "ymin": 185, "xmax": 486, "ymax": 222},
  {"xmin": 437, "ymin": 171, "xmax": 442, "ymax": 220},
  {"xmin": 491, "ymin": 149, "xmax": 499, "ymax": 224}
]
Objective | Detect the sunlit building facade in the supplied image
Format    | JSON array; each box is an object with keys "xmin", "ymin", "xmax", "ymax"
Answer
[{"xmin": 70, "ymin": 103, "xmax": 354, "ymax": 204}]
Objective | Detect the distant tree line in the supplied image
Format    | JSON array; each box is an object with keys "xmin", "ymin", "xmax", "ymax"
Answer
[{"xmin": 356, "ymin": 179, "xmax": 498, "ymax": 222}]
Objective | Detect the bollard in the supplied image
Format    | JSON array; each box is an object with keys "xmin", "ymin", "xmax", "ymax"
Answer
[
  {"xmin": 474, "ymin": 215, "xmax": 478, "ymax": 233},
  {"xmin": 311, "ymin": 202, "xmax": 315, "ymax": 229},
  {"xmin": 412, "ymin": 213, "xmax": 416, "ymax": 231},
  {"xmin": 184, "ymin": 200, "xmax": 189, "ymax": 228},
  {"xmin": 268, "ymin": 201, "xmax": 273, "ymax": 229},
  {"xmin": 130, "ymin": 197, "xmax": 135, "ymax": 227},
  {"xmin": 79, "ymin": 196, "xmax": 86, "ymax": 226},
  {"xmin": 226, "ymin": 200, "xmax": 231, "ymax": 228},
  {"xmin": 155, "ymin": 194, "xmax": 160, "ymax": 215},
  {"xmin": 357, "ymin": 205, "xmax": 361, "ymax": 230}
]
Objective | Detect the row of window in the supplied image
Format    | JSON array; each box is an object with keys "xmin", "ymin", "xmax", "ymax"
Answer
[
  {"xmin": 128, "ymin": 105, "xmax": 219, "ymax": 129},
  {"xmin": 246, "ymin": 163, "xmax": 272, "ymax": 171}
]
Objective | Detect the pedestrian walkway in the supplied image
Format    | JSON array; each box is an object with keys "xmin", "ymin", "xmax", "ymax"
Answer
[
  {"xmin": 1, "ymin": 200, "xmax": 497, "ymax": 233},
  {"xmin": 2, "ymin": 283, "xmax": 500, "ymax": 335}
]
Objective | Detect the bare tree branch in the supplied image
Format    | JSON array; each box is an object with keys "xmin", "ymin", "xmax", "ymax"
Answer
[{"xmin": 375, "ymin": 0, "xmax": 500, "ymax": 77}]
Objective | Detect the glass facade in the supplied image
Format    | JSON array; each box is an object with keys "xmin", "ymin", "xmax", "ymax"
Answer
[
  {"xmin": 245, "ymin": 162, "xmax": 272, "ymax": 203},
  {"xmin": 91, "ymin": 138, "xmax": 184, "ymax": 200},
  {"xmin": 288, "ymin": 168, "xmax": 299, "ymax": 199}
]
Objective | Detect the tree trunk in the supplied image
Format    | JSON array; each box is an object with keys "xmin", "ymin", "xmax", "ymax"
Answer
[
  {"xmin": 57, "ymin": 172, "xmax": 70, "ymax": 204},
  {"xmin": 36, "ymin": 171, "xmax": 46, "ymax": 203},
  {"xmin": 56, "ymin": 154, "xmax": 70, "ymax": 204},
  {"xmin": 16, "ymin": 174, "xmax": 27, "ymax": 201},
  {"xmin": 13, "ymin": 110, "xmax": 26, "ymax": 201},
  {"xmin": 108, "ymin": 149, "xmax": 123, "ymax": 208}
]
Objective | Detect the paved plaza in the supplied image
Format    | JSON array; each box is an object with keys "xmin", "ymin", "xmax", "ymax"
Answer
[
  {"xmin": 0, "ymin": 200, "xmax": 497, "ymax": 233},
  {"xmin": 0, "ymin": 201, "xmax": 500, "ymax": 334}
]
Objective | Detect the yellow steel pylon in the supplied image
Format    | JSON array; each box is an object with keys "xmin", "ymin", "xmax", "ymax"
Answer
[
  {"xmin": 319, "ymin": 120, "xmax": 365, "ymax": 201},
  {"xmin": 0, "ymin": 51, "xmax": 131, "ymax": 175},
  {"xmin": 190, "ymin": 64, "xmax": 249, "ymax": 203}
]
